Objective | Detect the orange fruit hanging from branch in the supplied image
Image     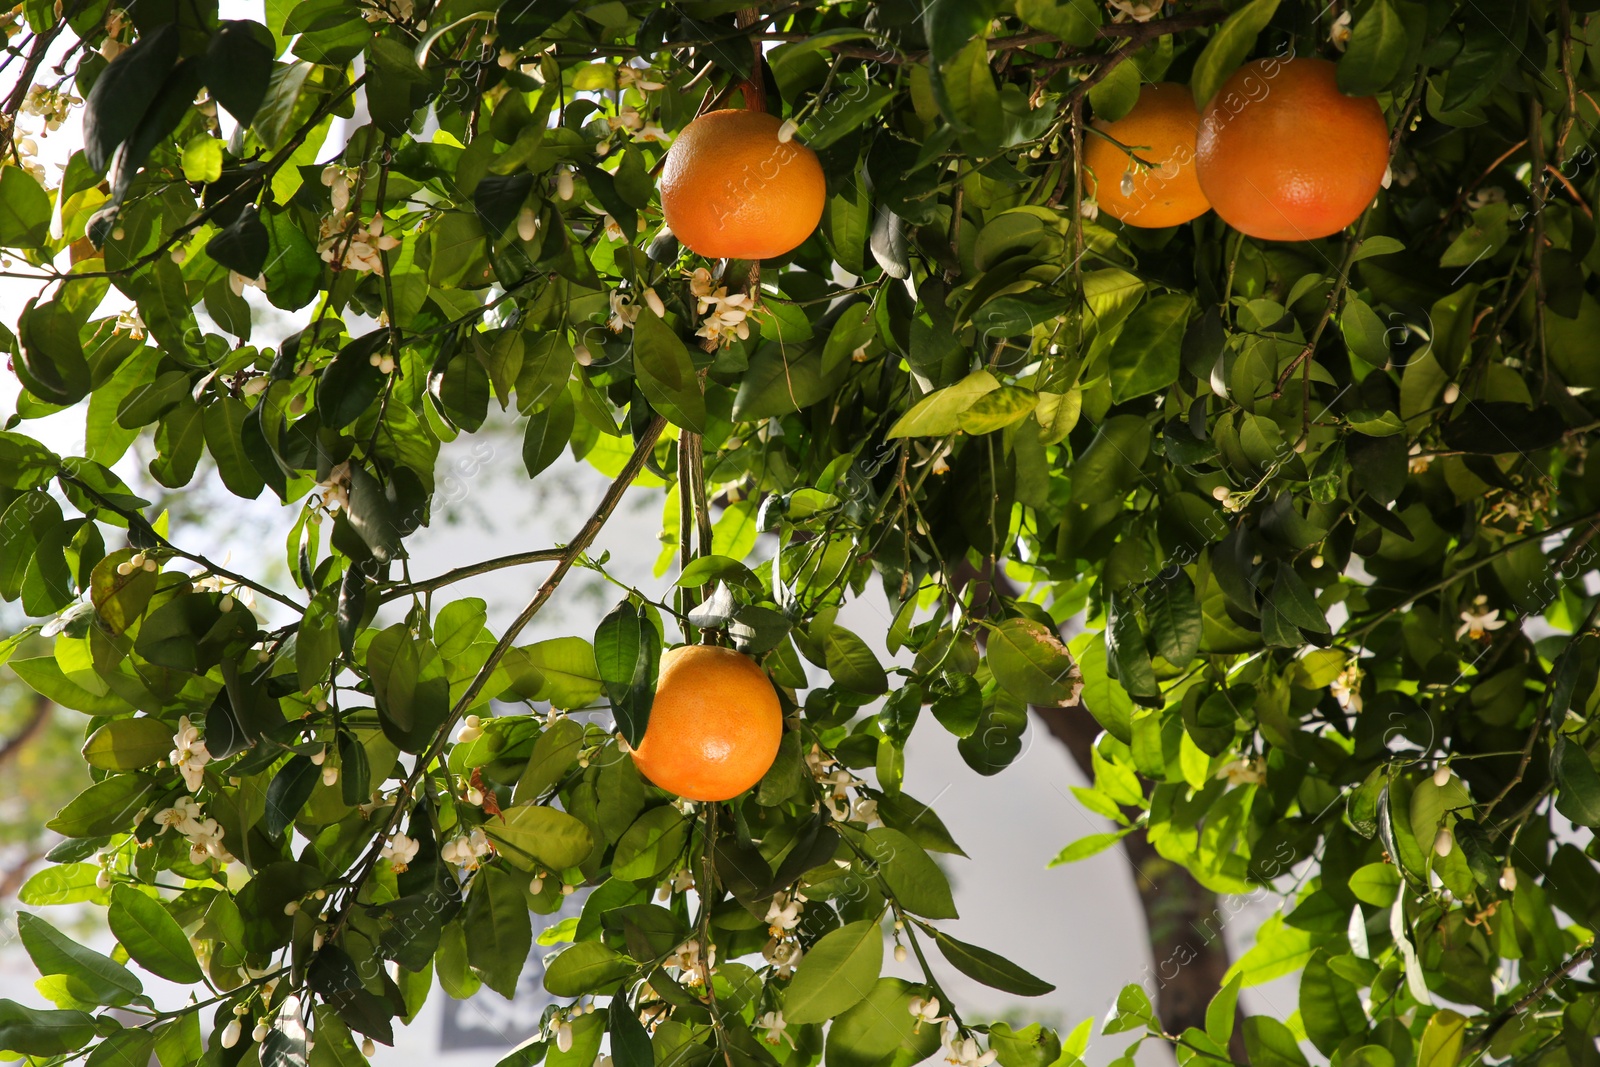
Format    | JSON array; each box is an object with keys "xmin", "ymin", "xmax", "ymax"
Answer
[
  {"xmin": 1195, "ymin": 57, "xmax": 1390, "ymax": 242},
  {"xmin": 659, "ymin": 110, "xmax": 826, "ymax": 260},
  {"xmin": 1083, "ymin": 82, "xmax": 1211, "ymax": 228},
  {"xmin": 628, "ymin": 644, "xmax": 783, "ymax": 802}
]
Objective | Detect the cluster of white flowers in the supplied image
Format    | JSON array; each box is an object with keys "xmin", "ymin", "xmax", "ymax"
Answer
[
  {"xmin": 315, "ymin": 460, "xmax": 353, "ymax": 514},
  {"xmin": 689, "ymin": 268, "xmax": 753, "ymax": 348},
  {"xmin": 1330, "ymin": 661, "xmax": 1363, "ymax": 713},
  {"xmin": 669, "ymin": 938, "xmax": 715, "ymax": 987},
  {"xmin": 381, "ymin": 832, "xmax": 420, "ymax": 872},
  {"xmin": 805, "ymin": 743, "xmax": 871, "ymax": 822},
  {"xmin": 655, "ymin": 866, "xmax": 694, "ymax": 901},
  {"xmin": 321, "ymin": 164, "xmax": 358, "ymax": 213},
  {"xmin": 1106, "ymin": 0, "xmax": 1162, "ymax": 23},
  {"xmin": 319, "ymin": 212, "xmax": 399, "ymax": 274},
  {"xmin": 170, "ymin": 716, "xmax": 212, "ymax": 792},
  {"xmin": 440, "ymin": 827, "xmax": 493, "ymax": 871},
  {"xmin": 154, "ymin": 796, "xmax": 233, "ymax": 864},
  {"xmin": 99, "ymin": 8, "xmax": 130, "ymax": 60},
  {"xmin": 617, "ymin": 66, "xmax": 665, "ymax": 94},
  {"xmin": 939, "ymin": 1021, "xmax": 997, "ymax": 1067},
  {"xmin": 456, "ymin": 714, "xmax": 486, "ymax": 744},
  {"xmin": 21, "ymin": 85, "xmax": 78, "ymax": 132},
  {"xmin": 1457, "ymin": 594, "xmax": 1507, "ymax": 641},
  {"xmin": 604, "ymin": 106, "xmax": 669, "ymax": 145},
  {"xmin": 765, "ymin": 890, "xmax": 803, "ymax": 938},
  {"xmin": 608, "ymin": 286, "xmax": 664, "ymax": 332},
  {"xmin": 359, "ymin": 0, "xmax": 414, "ymax": 23},
  {"xmin": 1215, "ymin": 756, "xmax": 1265, "ymax": 787}
]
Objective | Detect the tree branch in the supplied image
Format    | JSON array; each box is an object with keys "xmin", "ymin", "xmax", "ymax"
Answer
[{"xmin": 379, "ymin": 548, "xmax": 565, "ymax": 603}]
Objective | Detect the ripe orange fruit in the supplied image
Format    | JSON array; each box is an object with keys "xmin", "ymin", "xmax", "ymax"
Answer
[
  {"xmin": 629, "ymin": 644, "xmax": 783, "ymax": 802},
  {"xmin": 659, "ymin": 110, "xmax": 825, "ymax": 260},
  {"xmin": 1083, "ymin": 83, "xmax": 1210, "ymax": 228},
  {"xmin": 1195, "ymin": 57, "xmax": 1390, "ymax": 241}
]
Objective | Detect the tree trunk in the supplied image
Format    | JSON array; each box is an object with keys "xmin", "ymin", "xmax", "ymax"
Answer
[
  {"xmin": 956, "ymin": 562, "xmax": 1244, "ymax": 1053},
  {"xmin": 1031, "ymin": 703, "xmax": 1244, "ymax": 1053}
]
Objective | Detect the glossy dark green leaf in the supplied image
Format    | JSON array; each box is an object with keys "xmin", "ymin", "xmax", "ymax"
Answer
[
  {"xmin": 595, "ymin": 598, "xmax": 659, "ymax": 749},
  {"xmin": 928, "ymin": 928, "xmax": 1054, "ymax": 996},
  {"xmin": 630, "ymin": 307, "xmax": 705, "ymax": 434},
  {"xmin": 18, "ymin": 912, "xmax": 142, "ymax": 1006},
  {"xmin": 782, "ymin": 919, "xmax": 884, "ymax": 1023},
  {"xmin": 108, "ymin": 885, "xmax": 203, "ymax": 984}
]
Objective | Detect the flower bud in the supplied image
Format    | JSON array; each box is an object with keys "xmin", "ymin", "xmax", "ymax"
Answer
[
  {"xmin": 1432, "ymin": 765, "xmax": 1451, "ymax": 787},
  {"xmin": 1499, "ymin": 866, "xmax": 1517, "ymax": 891},
  {"xmin": 322, "ymin": 766, "xmax": 339, "ymax": 786},
  {"xmin": 1433, "ymin": 828, "xmax": 1453, "ymax": 857},
  {"xmin": 221, "ymin": 1020, "xmax": 242, "ymax": 1048}
]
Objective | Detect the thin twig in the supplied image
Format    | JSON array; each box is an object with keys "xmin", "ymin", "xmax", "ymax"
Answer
[
  {"xmin": 379, "ymin": 548, "xmax": 565, "ymax": 603},
  {"xmin": 58, "ymin": 470, "xmax": 305, "ymax": 611}
]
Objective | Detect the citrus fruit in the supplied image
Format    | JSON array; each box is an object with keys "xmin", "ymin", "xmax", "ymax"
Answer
[
  {"xmin": 629, "ymin": 644, "xmax": 783, "ymax": 802},
  {"xmin": 659, "ymin": 109, "xmax": 826, "ymax": 260},
  {"xmin": 1083, "ymin": 83, "xmax": 1210, "ymax": 228},
  {"xmin": 1195, "ymin": 57, "xmax": 1390, "ymax": 242}
]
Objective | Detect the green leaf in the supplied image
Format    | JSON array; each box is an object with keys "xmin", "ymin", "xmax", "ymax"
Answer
[
  {"xmin": 181, "ymin": 135, "xmax": 223, "ymax": 182},
  {"xmin": 0, "ymin": 999, "xmax": 97, "ymax": 1056},
  {"xmin": 203, "ymin": 21, "xmax": 275, "ymax": 125},
  {"xmin": 1299, "ymin": 951, "xmax": 1366, "ymax": 1055},
  {"xmin": 513, "ymin": 637, "xmax": 603, "ymax": 709},
  {"xmin": 1347, "ymin": 409, "xmax": 1406, "ymax": 437},
  {"xmin": 987, "ymin": 618, "xmax": 1081, "ymax": 707},
  {"xmin": 17, "ymin": 913, "xmax": 142, "ymax": 1006},
  {"xmin": 47, "ymin": 773, "xmax": 158, "ymax": 837},
  {"xmin": 1106, "ymin": 598, "xmax": 1160, "ymax": 705},
  {"xmin": 631, "ymin": 307, "xmax": 705, "ymax": 434},
  {"xmin": 0, "ymin": 431, "xmax": 58, "ymax": 488},
  {"xmin": 466, "ymin": 867, "xmax": 533, "ymax": 998},
  {"xmin": 611, "ymin": 806, "xmax": 691, "ymax": 882},
  {"xmin": 202, "ymin": 396, "xmax": 266, "ymax": 499},
  {"xmin": 608, "ymin": 990, "xmax": 654, "ymax": 1067},
  {"xmin": 523, "ymin": 387, "xmax": 576, "ymax": 478},
  {"xmin": 17, "ymin": 298, "xmax": 90, "ymax": 405},
  {"xmin": 1147, "ymin": 576, "xmax": 1202, "ymax": 668},
  {"xmin": 484, "ymin": 802, "xmax": 595, "ymax": 871},
  {"xmin": 81, "ymin": 717, "xmax": 171, "ymax": 771},
  {"xmin": 1014, "ymin": 0, "xmax": 1099, "ymax": 45},
  {"xmin": 264, "ymin": 754, "xmax": 319, "ymax": 840},
  {"xmin": 825, "ymin": 626, "xmax": 889, "ymax": 695},
  {"xmin": 1341, "ymin": 297, "xmax": 1393, "ymax": 369},
  {"xmin": 1190, "ymin": 0, "xmax": 1282, "ymax": 107},
  {"xmin": 543, "ymin": 942, "xmax": 636, "ymax": 997},
  {"xmin": 595, "ymin": 598, "xmax": 659, "ymax": 749},
  {"xmin": 1269, "ymin": 566, "xmax": 1329, "ymax": 634},
  {"xmin": 887, "ymin": 370, "xmax": 999, "ymax": 438},
  {"xmin": 1552, "ymin": 736, "xmax": 1600, "ymax": 827},
  {"xmin": 1337, "ymin": 0, "xmax": 1407, "ymax": 96},
  {"xmin": 1242, "ymin": 1017, "xmax": 1309, "ymax": 1067},
  {"xmin": 1206, "ymin": 974, "xmax": 1242, "ymax": 1047},
  {"xmin": 9, "ymin": 659, "xmax": 132, "ymax": 716},
  {"xmin": 928, "ymin": 928, "xmax": 1055, "ymax": 996},
  {"xmin": 1348, "ymin": 862, "xmax": 1401, "ymax": 907},
  {"xmin": 1417, "ymin": 1009, "xmax": 1467, "ymax": 1067},
  {"xmin": 0, "ymin": 166, "xmax": 52, "ymax": 247},
  {"xmin": 1110, "ymin": 294, "xmax": 1191, "ymax": 402},
  {"xmin": 1047, "ymin": 830, "xmax": 1129, "ymax": 867},
  {"xmin": 108, "ymin": 885, "xmax": 203, "ymax": 984},
  {"xmin": 82, "ymin": 23, "xmax": 178, "ymax": 173},
  {"xmin": 318, "ymin": 331, "xmax": 388, "ymax": 431},
  {"xmin": 862, "ymin": 827, "xmax": 957, "ymax": 919},
  {"xmin": 782, "ymin": 919, "xmax": 885, "ymax": 1024},
  {"xmin": 1088, "ymin": 56, "xmax": 1141, "ymax": 123},
  {"xmin": 824, "ymin": 978, "xmax": 942, "ymax": 1067}
]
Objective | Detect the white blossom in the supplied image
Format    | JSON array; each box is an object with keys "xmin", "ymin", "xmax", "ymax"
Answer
[
  {"xmin": 382, "ymin": 832, "xmax": 420, "ymax": 872},
  {"xmin": 1329, "ymin": 10, "xmax": 1353, "ymax": 51},
  {"xmin": 1215, "ymin": 757, "xmax": 1264, "ymax": 787},
  {"xmin": 1457, "ymin": 595, "xmax": 1507, "ymax": 641},
  {"xmin": 755, "ymin": 1011, "xmax": 791, "ymax": 1047},
  {"xmin": 170, "ymin": 716, "xmax": 211, "ymax": 792}
]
